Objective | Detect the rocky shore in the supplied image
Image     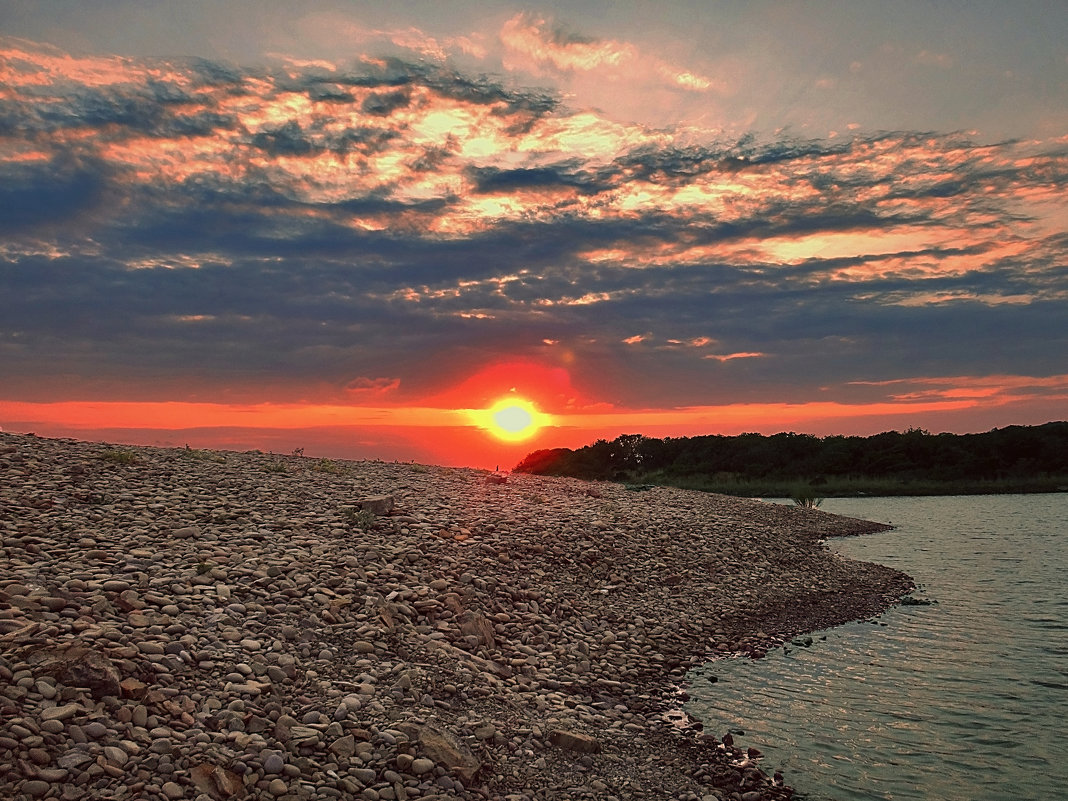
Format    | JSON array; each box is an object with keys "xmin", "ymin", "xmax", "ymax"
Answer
[{"xmin": 0, "ymin": 432, "xmax": 913, "ymax": 801}]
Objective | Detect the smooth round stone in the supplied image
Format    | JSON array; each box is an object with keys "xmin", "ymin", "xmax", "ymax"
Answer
[
  {"xmin": 21, "ymin": 780, "xmax": 49, "ymax": 798},
  {"xmin": 35, "ymin": 679, "xmax": 58, "ymax": 699},
  {"xmin": 132, "ymin": 705, "xmax": 148, "ymax": 727},
  {"xmin": 84, "ymin": 721, "xmax": 108, "ymax": 738},
  {"xmin": 269, "ymin": 778, "xmax": 288, "ymax": 796},
  {"xmin": 410, "ymin": 758, "xmax": 435, "ymax": 775},
  {"xmin": 161, "ymin": 781, "xmax": 184, "ymax": 799},
  {"xmin": 263, "ymin": 752, "xmax": 285, "ymax": 774}
]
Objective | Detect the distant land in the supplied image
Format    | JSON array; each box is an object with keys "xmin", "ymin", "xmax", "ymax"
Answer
[{"xmin": 514, "ymin": 422, "xmax": 1068, "ymax": 497}]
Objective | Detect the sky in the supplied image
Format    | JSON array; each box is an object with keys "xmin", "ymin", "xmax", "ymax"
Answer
[{"xmin": 1, "ymin": 1, "xmax": 1066, "ymax": 469}]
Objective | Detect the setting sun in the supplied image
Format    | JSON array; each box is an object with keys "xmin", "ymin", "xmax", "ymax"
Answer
[
  {"xmin": 494, "ymin": 403, "xmax": 533, "ymax": 433},
  {"xmin": 483, "ymin": 397, "xmax": 544, "ymax": 442}
]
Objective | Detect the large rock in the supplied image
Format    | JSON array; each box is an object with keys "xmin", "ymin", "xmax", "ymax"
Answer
[
  {"xmin": 414, "ymin": 723, "xmax": 482, "ymax": 782},
  {"xmin": 24, "ymin": 642, "xmax": 121, "ymax": 699},
  {"xmin": 549, "ymin": 728, "xmax": 602, "ymax": 753},
  {"xmin": 191, "ymin": 762, "xmax": 244, "ymax": 799},
  {"xmin": 458, "ymin": 610, "xmax": 496, "ymax": 649},
  {"xmin": 359, "ymin": 495, "xmax": 394, "ymax": 515}
]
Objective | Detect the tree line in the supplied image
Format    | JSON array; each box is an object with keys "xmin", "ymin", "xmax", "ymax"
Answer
[{"xmin": 513, "ymin": 422, "xmax": 1068, "ymax": 495}]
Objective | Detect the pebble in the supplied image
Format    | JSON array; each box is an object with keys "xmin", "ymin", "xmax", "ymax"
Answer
[
  {"xmin": 21, "ymin": 780, "xmax": 49, "ymax": 798},
  {"xmin": 411, "ymin": 757, "xmax": 435, "ymax": 775},
  {"xmin": 0, "ymin": 431, "xmax": 911, "ymax": 801},
  {"xmin": 41, "ymin": 703, "xmax": 82, "ymax": 721},
  {"xmin": 268, "ymin": 778, "xmax": 288, "ymax": 796}
]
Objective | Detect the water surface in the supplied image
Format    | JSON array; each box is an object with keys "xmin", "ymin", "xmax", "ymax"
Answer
[{"xmin": 685, "ymin": 494, "xmax": 1068, "ymax": 801}]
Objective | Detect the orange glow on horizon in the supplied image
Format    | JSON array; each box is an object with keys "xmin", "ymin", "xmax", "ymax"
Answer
[
  {"xmin": 0, "ymin": 390, "xmax": 1043, "ymax": 436},
  {"xmin": 3, "ymin": 378, "xmax": 1067, "ymax": 471},
  {"xmin": 2, "ymin": 374, "xmax": 1066, "ymax": 469}
]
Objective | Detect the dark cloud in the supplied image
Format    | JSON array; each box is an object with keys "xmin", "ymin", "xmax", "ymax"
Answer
[
  {"xmin": 0, "ymin": 159, "xmax": 109, "ymax": 232},
  {"xmin": 467, "ymin": 164, "xmax": 604, "ymax": 194},
  {"xmin": 250, "ymin": 120, "xmax": 316, "ymax": 156},
  {"xmin": 360, "ymin": 88, "xmax": 411, "ymax": 116}
]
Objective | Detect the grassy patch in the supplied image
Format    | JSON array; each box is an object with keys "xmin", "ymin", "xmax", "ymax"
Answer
[
  {"xmin": 311, "ymin": 458, "xmax": 344, "ymax": 474},
  {"xmin": 178, "ymin": 445, "xmax": 226, "ymax": 463},
  {"xmin": 98, "ymin": 448, "xmax": 140, "ymax": 465}
]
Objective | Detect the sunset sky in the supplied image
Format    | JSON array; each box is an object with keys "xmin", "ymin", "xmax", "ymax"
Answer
[{"xmin": 2, "ymin": 1, "xmax": 1066, "ymax": 468}]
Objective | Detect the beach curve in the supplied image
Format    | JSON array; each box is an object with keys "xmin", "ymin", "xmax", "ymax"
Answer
[{"xmin": 0, "ymin": 432, "xmax": 913, "ymax": 800}]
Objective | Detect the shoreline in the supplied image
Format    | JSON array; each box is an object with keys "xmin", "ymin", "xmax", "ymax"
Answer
[{"xmin": 1, "ymin": 432, "xmax": 913, "ymax": 801}]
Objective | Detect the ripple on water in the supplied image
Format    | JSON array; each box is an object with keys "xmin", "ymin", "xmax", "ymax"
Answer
[{"xmin": 685, "ymin": 494, "xmax": 1068, "ymax": 801}]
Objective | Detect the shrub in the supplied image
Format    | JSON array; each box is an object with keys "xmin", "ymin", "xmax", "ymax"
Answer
[
  {"xmin": 341, "ymin": 506, "xmax": 377, "ymax": 531},
  {"xmin": 791, "ymin": 489, "xmax": 824, "ymax": 508}
]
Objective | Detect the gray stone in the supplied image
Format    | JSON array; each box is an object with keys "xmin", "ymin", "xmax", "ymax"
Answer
[
  {"xmin": 352, "ymin": 768, "xmax": 377, "ymax": 785},
  {"xmin": 41, "ymin": 702, "xmax": 82, "ymax": 721},
  {"xmin": 549, "ymin": 728, "xmax": 602, "ymax": 753},
  {"xmin": 58, "ymin": 749, "xmax": 94, "ymax": 769},
  {"xmin": 263, "ymin": 751, "xmax": 285, "ymax": 774},
  {"xmin": 359, "ymin": 495, "xmax": 394, "ymax": 515},
  {"xmin": 410, "ymin": 757, "xmax": 435, "ymax": 775},
  {"xmin": 329, "ymin": 733, "xmax": 356, "ymax": 758},
  {"xmin": 417, "ymin": 724, "xmax": 481, "ymax": 781}
]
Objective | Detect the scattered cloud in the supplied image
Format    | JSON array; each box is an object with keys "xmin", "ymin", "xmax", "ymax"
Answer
[
  {"xmin": 915, "ymin": 49, "xmax": 954, "ymax": 69},
  {"xmin": 499, "ymin": 12, "xmax": 719, "ymax": 94},
  {"xmin": 345, "ymin": 376, "xmax": 402, "ymax": 397}
]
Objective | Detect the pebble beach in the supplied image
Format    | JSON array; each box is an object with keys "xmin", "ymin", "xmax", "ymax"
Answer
[{"xmin": 0, "ymin": 432, "xmax": 913, "ymax": 801}]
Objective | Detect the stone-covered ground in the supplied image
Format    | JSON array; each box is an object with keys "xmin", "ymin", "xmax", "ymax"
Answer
[{"xmin": 0, "ymin": 432, "xmax": 913, "ymax": 801}]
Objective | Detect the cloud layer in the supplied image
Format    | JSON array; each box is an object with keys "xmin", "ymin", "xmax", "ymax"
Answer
[{"xmin": 1, "ymin": 29, "xmax": 1066, "ymax": 440}]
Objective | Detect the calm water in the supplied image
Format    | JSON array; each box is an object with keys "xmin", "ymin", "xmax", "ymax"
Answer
[{"xmin": 685, "ymin": 494, "xmax": 1068, "ymax": 801}]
